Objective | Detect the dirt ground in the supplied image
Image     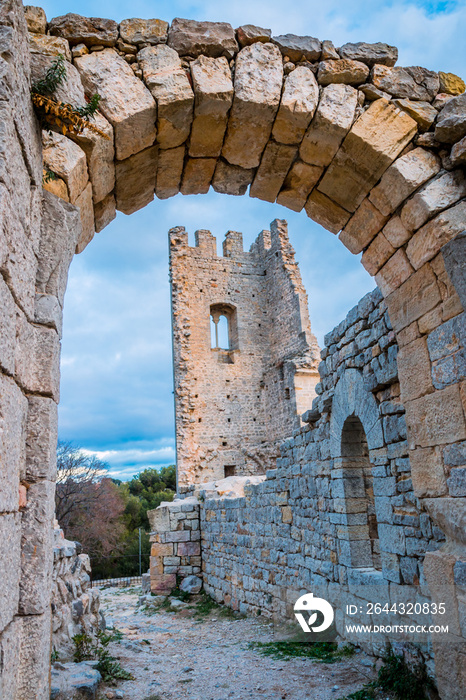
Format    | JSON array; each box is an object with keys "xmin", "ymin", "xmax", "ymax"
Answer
[{"xmin": 96, "ymin": 585, "xmax": 383, "ymax": 700}]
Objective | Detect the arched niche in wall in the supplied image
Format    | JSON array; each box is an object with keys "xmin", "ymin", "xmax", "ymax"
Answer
[{"xmin": 210, "ymin": 303, "xmax": 238, "ymax": 358}]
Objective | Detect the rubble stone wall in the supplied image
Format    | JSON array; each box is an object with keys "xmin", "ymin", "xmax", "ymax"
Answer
[
  {"xmin": 51, "ymin": 524, "xmax": 101, "ymax": 659},
  {"xmin": 170, "ymin": 218, "xmax": 320, "ymax": 486}
]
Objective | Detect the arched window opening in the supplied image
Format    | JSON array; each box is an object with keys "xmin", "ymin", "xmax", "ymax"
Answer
[
  {"xmin": 341, "ymin": 415, "xmax": 381, "ymax": 571},
  {"xmin": 210, "ymin": 304, "xmax": 238, "ymax": 353}
]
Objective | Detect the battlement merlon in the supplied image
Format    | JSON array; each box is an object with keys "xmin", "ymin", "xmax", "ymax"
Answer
[{"xmin": 223, "ymin": 230, "xmax": 243, "ymax": 257}]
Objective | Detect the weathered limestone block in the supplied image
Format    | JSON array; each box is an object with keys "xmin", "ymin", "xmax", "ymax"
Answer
[
  {"xmin": 401, "ymin": 170, "xmax": 466, "ymax": 232},
  {"xmin": 16, "ymin": 319, "xmax": 60, "ymax": 400},
  {"xmin": 139, "ymin": 45, "xmax": 194, "ymax": 150},
  {"xmin": 272, "ymin": 66, "xmax": 319, "ymax": 145},
  {"xmin": 368, "ymin": 147, "xmax": 440, "ymax": 217},
  {"xmin": 371, "ymin": 65, "xmax": 440, "ymax": 101},
  {"xmin": 392, "ymin": 99, "xmax": 437, "ymax": 132},
  {"xmin": 338, "ymin": 42, "xmax": 398, "ymax": 67},
  {"xmin": 168, "ymin": 18, "xmax": 238, "ymax": 59},
  {"xmin": 442, "ymin": 231, "xmax": 466, "ymax": 311},
  {"xmin": 317, "ymin": 59, "xmax": 369, "ymax": 86},
  {"xmin": 94, "ymin": 194, "xmax": 116, "ymax": 232},
  {"xmin": 321, "ymin": 40, "xmax": 339, "ymax": 60},
  {"xmin": 340, "ymin": 199, "xmax": 389, "ymax": 254},
  {"xmin": 212, "ymin": 159, "xmax": 255, "ymax": 196},
  {"xmin": 74, "ymin": 182, "xmax": 95, "ymax": 254},
  {"xmin": 410, "ymin": 447, "xmax": 447, "ymax": 496},
  {"xmin": 29, "ymin": 32, "xmax": 71, "ymax": 61},
  {"xmin": 406, "ymin": 200, "xmax": 466, "ymax": 270},
  {"xmin": 115, "ymin": 145, "xmax": 158, "ymax": 214},
  {"xmin": 189, "ymin": 56, "xmax": 233, "ymax": 157},
  {"xmin": 19, "ymin": 480, "xmax": 55, "ymax": 615},
  {"xmin": 435, "ymin": 93, "xmax": 466, "ymax": 144},
  {"xmin": 222, "ymin": 43, "xmax": 283, "ymax": 169},
  {"xmin": 24, "ymin": 5, "xmax": 47, "ymax": 33},
  {"xmin": 0, "ymin": 374, "xmax": 27, "ymax": 512},
  {"xmin": 75, "ymin": 49, "xmax": 157, "ymax": 161},
  {"xmin": 439, "ymin": 71, "xmax": 466, "ymax": 96},
  {"xmin": 0, "ymin": 274, "xmax": 15, "ymax": 375},
  {"xmin": 405, "ymin": 385, "xmax": 466, "ymax": 449},
  {"xmin": 42, "ymin": 176, "xmax": 68, "ymax": 202},
  {"xmin": 49, "ymin": 13, "xmax": 118, "ymax": 47},
  {"xmin": 180, "ymin": 157, "xmax": 216, "ymax": 195},
  {"xmin": 385, "ymin": 264, "xmax": 441, "ymax": 332},
  {"xmin": 277, "ymin": 160, "xmax": 322, "ymax": 212},
  {"xmin": 0, "ymin": 617, "xmax": 21, "ymax": 699},
  {"xmin": 450, "ymin": 135, "xmax": 466, "ymax": 167},
  {"xmin": 299, "ymin": 84, "xmax": 358, "ymax": 167},
  {"xmin": 236, "ymin": 25, "xmax": 271, "ymax": 48},
  {"xmin": 250, "ymin": 142, "xmax": 297, "ymax": 203},
  {"xmin": 271, "ymin": 34, "xmax": 321, "ymax": 62},
  {"xmin": 42, "ymin": 132, "xmax": 88, "ymax": 204},
  {"xmin": 26, "ymin": 396, "xmax": 58, "ymax": 483},
  {"xmin": 16, "ymin": 609, "xmax": 52, "ymax": 700},
  {"xmin": 382, "ymin": 216, "xmax": 411, "ymax": 248},
  {"xmin": 318, "ymin": 99, "xmax": 418, "ymax": 213},
  {"xmin": 305, "ymin": 190, "xmax": 350, "ymax": 234},
  {"xmin": 375, "ymin": 248, "xmax": 414, "ymax": 296},
  {"xmin": 359, "ymin": 83, "xmax": 391, "ymax": 101},
  {"xmin": 0, "ymin": 514, "xmax": 21, "ymax": 633},
  {"xmin": 37, "ymin": 191, "xmax": 81, "ymax": 305},
  {"xmin": 156, "ymin": 145, "xmax": 185, "ymax": 198},
  {"xmin": 361, "ymin": 232, "xmax": 395, "ymax": 275},
  {"xmin": 119, "ymin": 18, "xmax": 168, "ymax": 46},
  {"xmin": 72, "ymin": 112, "xmax": 114, "ymax": 204},
  {"xmin": 34, "ymin": 292, "xmax": 62, "ymax": 336},
  {"xmin": 397, "ymin": 336, "xmax": 433, "ymax": 403}
]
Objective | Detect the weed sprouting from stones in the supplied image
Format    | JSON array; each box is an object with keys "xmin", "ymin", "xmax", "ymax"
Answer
[
  {"xmin": 249, "ymin": 640, "xmax": 354, "ymax": 663},
  {"xmin": 72, "ymin": 629, "xmax": 133, "ymax": 682}
]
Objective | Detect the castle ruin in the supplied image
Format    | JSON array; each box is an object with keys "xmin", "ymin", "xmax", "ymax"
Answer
[{"xmin": 169, "ymin": 219, "xmax": 320, "ymax": 485}]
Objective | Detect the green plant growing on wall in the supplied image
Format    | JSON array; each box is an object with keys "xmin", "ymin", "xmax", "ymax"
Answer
[{"xmin": 31, "ymin": 54, "xmax": 109, "ymax": 140}]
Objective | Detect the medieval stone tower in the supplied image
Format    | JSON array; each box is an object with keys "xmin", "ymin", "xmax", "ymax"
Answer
[{"xmin": 169, "ymin": 218, "xmax": 321, "ymax": 486}]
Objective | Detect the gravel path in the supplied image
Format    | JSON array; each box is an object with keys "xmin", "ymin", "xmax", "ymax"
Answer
[{"xmin": 98, "ymin": 586, "xmax": 378, "ymax": 700}]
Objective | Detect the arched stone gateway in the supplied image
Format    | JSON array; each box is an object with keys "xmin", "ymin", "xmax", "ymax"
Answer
[{"xmin": 0, "ymin": 0, "xmax": 465, "ymax": 697}]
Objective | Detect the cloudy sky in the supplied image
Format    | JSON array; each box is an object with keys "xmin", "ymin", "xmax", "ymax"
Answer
[{"xmin": 40, "ymin": 0, "xmax": 466, "ymax": 480}]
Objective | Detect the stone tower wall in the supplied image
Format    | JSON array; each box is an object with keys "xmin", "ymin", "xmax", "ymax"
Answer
[{"xmin": 169, "ymin": 219, "xmax": 320, "ymax": 486}]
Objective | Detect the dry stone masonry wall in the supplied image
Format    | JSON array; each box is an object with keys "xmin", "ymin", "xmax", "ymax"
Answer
[
  {"xmin": 0, "ymin": 1, "xmax": 465, "ymax": 698},
  {"xmin": 170, "ymin": 218, "xmax": 320, "ymax": 486}
]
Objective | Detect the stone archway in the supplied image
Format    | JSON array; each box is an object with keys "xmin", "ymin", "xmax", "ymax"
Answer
[{"xmin": 0, "ymin": 1, "xmax": 465, "ymax": 698}]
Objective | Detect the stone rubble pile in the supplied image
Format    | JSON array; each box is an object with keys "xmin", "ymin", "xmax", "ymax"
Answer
[
  {"xmin": 51, "ymin": 522, "xmax": 101, "ymax": 659},
  {"xmin": 23, "ymin": 6, "xmax": 466, "ymax": 255}
]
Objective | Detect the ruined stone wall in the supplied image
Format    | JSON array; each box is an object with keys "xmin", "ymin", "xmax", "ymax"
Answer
[
  {"xmin": 169, "ymin": 218, "xmax": 320, "ymax": 486},
  {"xmin": 51, "ymin": 523, "xmax": 101, "ymax": 659}
]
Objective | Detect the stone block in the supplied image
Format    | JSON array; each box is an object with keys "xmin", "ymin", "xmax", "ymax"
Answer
[
  {"xmin": 442, "ymin": 230, "xmax": 466, "ymax": 312},
  {"xmin": 378, "ymin": 523, "xmax": 406, "ymax": 555},
  {"xmin": 0, "ymin": 617, "xmax": 20, "ymax": 699},
  {"xmin": 70, "ymin": 113, "xmax": 115, "ymax": 204},
  {"xmin": 168, "ymin": 18, "xmax": 238, "ymax": 59},
  {"xmin": 276, "ymin": 160, "xmax": 322, "ymax": 212},
  {"xmin": 16, "ymin": 610, "xmax": 52, "ymax": 700},
  {"xmin": 368, "ymin": 147, "xmax": 440, "ymax": 217},
  {"xmin": 306, "ymin": 190, "xmax": 350, "ymax": 234},
  {"xmin": 250, "ymin": 142, "xmax": 297, "ymax": 203},
  {"xmin": 151, "ymin": 573, "xmax": 176, "ymax": 594},
  {"xmin": 155, "ymin": 145, "xmax": 185, "ymax": 199},
  {"xmin": 341, "ymin": 199, "xmax": 389, "ymax": 254},
  {"xmin": 0, "ymin": 375, "xmax": 27, "ymax": 511},
  {"xmin": 317, "ymin": 59, "xmax": 369, "ymax": 86},
  {"xmin": 74, "ymin": 182, "xmax": 95, "ymax": 254},
  {"xmin": 165, "ymin": 530, "xmax": 191, "ymax": 543},
  {"xmin": 42, "ymin": 132, "xmax": 88, "ymax": 205},
  {"xmin": 139, "ymin": 44, "xmax": 194, "ymax": 149},
  {"xmin": 271, "ymin": 34, "xmax": 321, "ymax": 62},
  {"xmin": 401, "ymin": 170, "xmax": 466, "ymax": 233},
  {"xmin": 151, "ymin": 542, "xmax": 173, "ymax": 558},
  {"xmin": 272, "ymin": 66, "xmax": 319, "ymax": 145},
  {"xmin": 212, "ymin": 160, "xmax": 255, "ymax": 196},
  {"xmin": 24, "ymin": 6, "xmax": 47, "ymax": 34},
  {"xmin": 26, "ymin": 396, "xmax": 58, "ymax": 483},
  {"xmin": 148, "ymin": 505, "xmax": 171, "ymax": 532},
  {"xmin": 435, "ymin": 93, "xmax": 466, "ymax": 144},
  {"xmin": 397, "ymin": 336, "xmax": 433, "ymax": 402},
  {"xmin": 439, "ymin": 71, "xmax": 466, "ymax": 95},
  {"xmin": 28, "ymin": 32, "xmax": 71, "ymax": 61},
  {"xmin": 0, "ymin": 514, "xmax": 21, "ymax": 634},
  {"xmin": 361, "ymin": 233, "xmax": 396, "ymax": 276},
  {"xmin": 318, "ymin": 99, "xmax": 418, "ymax": 213},
  {"xmin": 49, "ymin": 13, "xmax": 118, "ymax": 47},
  {"xmin": 177, "ymin": 541, "xmax": 201, "ymax": 556},
  {"xmin": 405, "ymin": 384, "xmax": 466, "ymax": 449},
  {"xmin": 115, "ymin": 145, "xmax": 158, "ymax": 214},
  {"xmin": 236, "ymin": 25, "xmax": 271, "ymax": 48},
  {"xmin": 385, "ymin": 263, "xmax": 441, "ymax": 332},
  {"xmin": 180, "ymin": 158, "xmax": 216, "ymax": 195},
  {"xmin": 393, "ymin": 99, "xmax": 438, "ymax": 132},
  {"xmin": 19, "ymin": 480, "xmax": 55, "ymax": 615},
  {"xmin": 299, "ymin": 83, "xmax": 358, "ymax": 168},
  {"xmin": 381, "ymin": 216, "xmax": 411, "ymax": 248},
  {"xmin": 222, "ymin": 43, "xmax": 283, "ymax": 169},
  {"xmin": 443, "ymin": 441, "xmax": 466, "ymax": 467},
  {"xmin": 120, "ymin": 18, "xmax": 168, "ymax": 46},
  {"xmin": 0, "ymin": 273, "xmax": 15, "ymax": 375},
  {"xmin": 94, "ymin": 194, "xmax": 116, "ymax": 233},
  {"xmin": 75, "ymin": 49, "xmax": 157, "ymax": 161},
  {"xmin": 406, "ymin": 201, "xmax": 466, "ymax": 270},
  {"xmin": 338, "ymin": 42, "xmax": 398, "ymax": 67},
  {"xmin": 371, "ymin": 65, "xmax": 439, "ymax": 101},
  {"xmin": 447, "ymin": 467, "xmax": 466, "ymax": 497},
  {"xmin": 189, "ymin": 56, "xmax": 233, "ymax": 157}
]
